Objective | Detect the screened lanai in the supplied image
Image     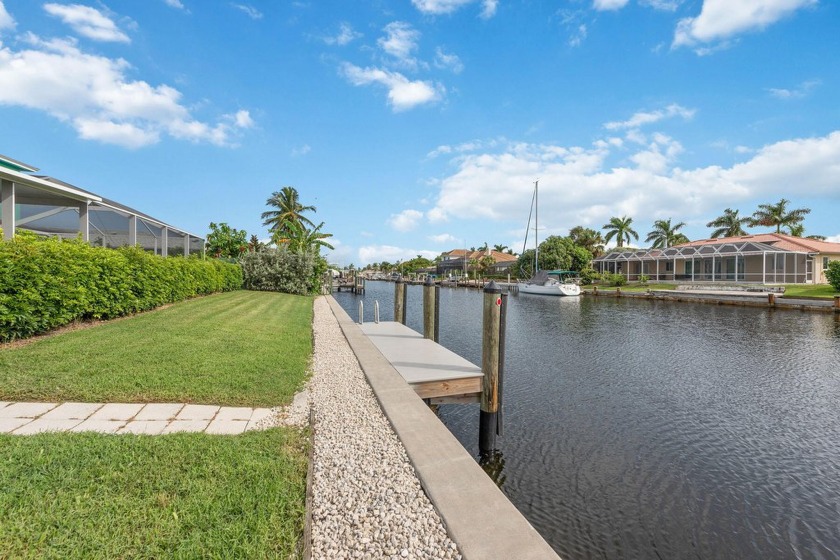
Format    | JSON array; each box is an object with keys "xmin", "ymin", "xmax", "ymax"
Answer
[
  {"xmin": 0, "ymin": 155, "xmax": 203, "ymax": 256},
  {"xmin": 593, "ymin": 240, "xmax": 813, "ymax": 284}
]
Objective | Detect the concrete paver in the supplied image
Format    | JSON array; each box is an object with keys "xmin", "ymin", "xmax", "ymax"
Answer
[
  {"xmin": 89, "ymin": 403, "xmax": 144, "ymax": 421},
  {"xmin": 163, "ymin": 419, "xmax": 211, "ymax": 433},
  {"xmin": 134, "ymin": 403, "xmax": 183, "ymax": 421},
  {"xmin": 175, "ymin": 404, "xmax": 219, "ymax": 421},
  {"xmin": 0, "ymin": 402, "xmax": 58, "ymax": 418},
  {"xmin": 71, "ymin": 419, "xmax": 127, "ymax": 434},
  {"xmin": 246, "ymin": 408, "xmax": 274, "ymax": 430},
  {"xmin": 117, "ymin": 420, "xmax": 169, "ymax": 435},
  {"xmin": 215, "ymin": 407, "xmax": 253, "ymax": 421},
  {"xmin": 41, "ymin": 402, "xmax": 103, "ymax": 420},
  {"xmin": 14, "ymin": 418, "xmax": 83, "ymax": 434},
  {"xmin": 2, "ymin": 402, "xmax": 283, "ymax": 435},
  {"xmin": 206, "ymin": 419, "xmax": 248, "ymax": 435},
  {"xmin": 1, "ymin": 417, "xmax": 33, "ymax": 432}
]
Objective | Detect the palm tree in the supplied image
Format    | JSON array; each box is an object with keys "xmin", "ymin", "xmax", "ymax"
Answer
[
  {"xmin": 602, "ymin": 216, "xmax": 639, "ymax": 248},
  {"xmin": 261, "ymin": 186, "xmax": 317, "ymax": 240},
  {"xmin": 645, "ymin": 219, "xmax": 687, "ymax": 249},
  {"xmin": 273, "ymin": 221, "xmax": 334, "ymax": 254},
  {"xmin": 569, "ymin": 226, "xmax": 605, "ymax": 258},
  {"xmin": 749, "ymin": 199, "xmax": 811, "ymax": 233},
  {"xmin": 493, "ymin": 244, "xmax": 510, "ymax": 253},
  {"xmin": 706, "ymin": 208, "xmax": 750, "ymax": 238}
]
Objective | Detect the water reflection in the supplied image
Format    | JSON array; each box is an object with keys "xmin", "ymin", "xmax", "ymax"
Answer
[
  {"xmin": 478, "ymin": 449, "xmax": 507, "ymax": 489},
  {"xmin": 335, "ymin": 281, "xmax": 840, "ymax": 560}
]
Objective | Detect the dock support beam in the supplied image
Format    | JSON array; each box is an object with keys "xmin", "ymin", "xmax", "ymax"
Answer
[
  {"xmin": 423, "ymin": 276, "xmax": 440, "ymax": 342},
  {"xmin": 480, "ymin": 281, "xmax": 506, "ymax": 453},
  {"xmin": 394, "ymin": 278, "xmax": 407, "ymax": 325}
]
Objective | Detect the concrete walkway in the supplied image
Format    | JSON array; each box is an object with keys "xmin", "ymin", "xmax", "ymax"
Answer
[{"xmin": 0, "ymin": 401, "xmax": 275, "ymax": 435}]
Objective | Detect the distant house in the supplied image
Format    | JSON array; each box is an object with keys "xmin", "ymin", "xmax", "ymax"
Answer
[
  {"xmin": 591, "ymin": 233, "xmax": 840, "ymax": 285},
  {"xmin": 437, "ymin": 248, "xmax": 518, "ymax": 277}
]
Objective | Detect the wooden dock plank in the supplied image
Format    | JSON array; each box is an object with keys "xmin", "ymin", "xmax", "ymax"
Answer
[{"xmin": 359, "ymin": 321, "xmax": 482, "ymax": 399}]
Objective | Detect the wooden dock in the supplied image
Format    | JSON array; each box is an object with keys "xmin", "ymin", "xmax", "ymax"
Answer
[{"xmin": 359, "ymin": 321, "xmax": 482, "ymax": 404}]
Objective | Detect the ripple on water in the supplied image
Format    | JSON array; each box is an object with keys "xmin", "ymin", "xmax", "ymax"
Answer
[{"xmin": 336, "ymin": 283, "xmax": 840, "ymax": 560}]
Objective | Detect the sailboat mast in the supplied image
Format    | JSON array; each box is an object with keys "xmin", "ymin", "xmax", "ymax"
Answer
[{"xmin": 534, "ymin": 180, "xmax": 539, "ymax": 275}]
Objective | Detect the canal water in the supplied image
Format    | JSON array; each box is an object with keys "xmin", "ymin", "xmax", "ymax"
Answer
[{"xmin": 334, "ymin": 281, "xmax": 840, "ymax": 560}]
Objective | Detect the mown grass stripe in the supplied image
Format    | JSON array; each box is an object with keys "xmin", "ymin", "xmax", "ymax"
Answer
[{"xmin": 0, "ymin": 291, "xmax": 313, "ymax": 407}]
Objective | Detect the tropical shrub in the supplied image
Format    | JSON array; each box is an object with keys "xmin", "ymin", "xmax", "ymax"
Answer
[
  {"xmin": 578, "ymin": 267, "xmax": 601, "ymax": 286},
  {"xmin": 639, "ymin": 274, "xmax": 650, "ymax": 285},
  {"xmin": 239, "ymin": 248, "xmax": 318, "ymax": 295},
  {"xmin": 0, "ymin": 236, "xmax": 241, "ymax": 342},
  {"xmin": 826, "ymin": 260, "xmax": 840, "ymax": 291},
  {"xmin": 606, "ymin": 273, "xmax": 627, "ymax": 287}
]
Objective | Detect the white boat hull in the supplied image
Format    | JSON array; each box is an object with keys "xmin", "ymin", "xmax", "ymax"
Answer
[{"xmin": 518, "ymin": 282, "xmax": 581, "ymax": 296}]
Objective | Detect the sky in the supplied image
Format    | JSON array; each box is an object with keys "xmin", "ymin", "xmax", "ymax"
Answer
[{"xmin": 0, "ymin": 0, "xmax": 838, "ymax": 266}]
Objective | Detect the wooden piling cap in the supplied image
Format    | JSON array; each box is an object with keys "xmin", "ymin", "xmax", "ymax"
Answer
[{"xmin": 483, "ymin": 280, "xmax": 501, "ymax": 294}]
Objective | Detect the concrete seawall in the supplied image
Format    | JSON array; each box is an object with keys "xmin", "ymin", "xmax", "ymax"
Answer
[{"xmin": 326, "ymin": 296, "xmax": 560, "ymax": 560}]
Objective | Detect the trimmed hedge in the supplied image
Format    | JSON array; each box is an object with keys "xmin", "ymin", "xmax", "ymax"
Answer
[
  {"xmin": 827, "ymin": 260, "xmax": 840, "ymax": 291},
  {"xmin": 0, "ymin": 236, "xmax": 242, "ymax": 342},
  {"xmin": 239, "ymin": 249, "xmax": 317, "ymax": 295}
]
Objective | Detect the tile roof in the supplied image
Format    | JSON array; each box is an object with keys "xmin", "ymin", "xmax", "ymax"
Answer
[
  {"xmin": 674, "ymin": 232, "xmax": 840, "ymax": 254},
  {"xmin": 445, "ymin": 249, "xmax": 518, "ymax": 262}
]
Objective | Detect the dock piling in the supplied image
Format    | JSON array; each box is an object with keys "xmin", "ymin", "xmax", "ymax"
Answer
[
  {"xmin": 480, "ymin": 281, "xmax": 506, "ymax": 452},
  {"xmin": 358, "ymin": 301, "xmax": 364, "ymax": 324},
  {"xmin": 394, "ymin": 278, "xmax": 407, "ymax": 325},
  {"xmin": 423, "ymin": 277, "xmax": 440, "ymax": 342},
  {"xmin": 374, "ymin": 300, "xmax": 380, "ymax": 324},
  {"xmin": 834, "ymin": 296, "xmax": 839, "ymax": 311}
]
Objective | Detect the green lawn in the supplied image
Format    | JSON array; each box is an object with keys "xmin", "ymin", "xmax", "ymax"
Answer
[
  {"xmin": 0, "ymin": 429, "xmax": 308, "ymax": 559},
  {"xmin": 780, "ymin": 284, "xmax": 839, "ymax": 299},
  {"xmin": 1, "ymin": 290, "xmax": 315, "ymax": 558},
  {"xmin": 0, "ymin": 291, "xmax": 313, "ymax": 406}
]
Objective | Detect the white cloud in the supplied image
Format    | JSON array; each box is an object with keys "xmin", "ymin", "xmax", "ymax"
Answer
[
  {"xmin": 429, "ymin": 233, "xmax": 459, "ymax": 244},
  {"xmin": 0, "ymin": 1, "xmax": 15, "ymax": 30},
  {"xmin": 481, "ymin": 0, "xmax": 498, "ymax": 18},
  {"xmin": 291, "ymin": 144, "xmax": 311, "ymax": 157},
  {"xmin": 427, "ymin": 138, "xmax": 501, "ymax": 159},
  {"xmin": 324, "ymin": 22, "xmax": 361, "ymax": 46},
  {"xmin": 604, "ymin": 103, "xmax": 695, "ymax": 131},
  {"xmin": 768, "ymin": 79, "xmax": 821, "ymax": 99},
  {"xmin": 0, "ymin": 33, "xmax": 249, "ymax": 148},
  {"xmin": 378, "ymin": 21, "xmax": 421, "ymax": 70},
  {"xmin": 44, "ymin": 3, "xmax": 130, "ymax": 43},
  {"xmin": 425, "ymin": 130, "xmax": 840, "ymax": 236},
  {"xmin": 340, "ymin": 63, "xmax": 443, "ymax": 111},
  {"xmin": 826, "ymin": 235, "xmax": 840, "ymax": 243},
  {"xmin": 673, "ymin": 0, "xmax": 817, "ymax": 51},
  {"xmin": 231, "ymin": 109, "xmax": 254, "ymax": 128},
  {"xmin": 388, "ymin": 209, "xmax": 424, "ymax": 232},
  {"xmin": 593, "ymin": 0, "xmax": 629, "ymax": 11},
  {"xmin": 640, "ymin": 0, "xmax": 682, "ymax": 10},
  {"xmin": 569, "ymin": 24, "xmax": 587, "ymax": 47},
  {"xmin": 163, "ymin": 0, "xmax": 185, "ymax": 8},
  {"xmin": 358, "ymin": 245, "xmax": 438, "ymax": 266},
  {"xmin": 411, "ymin": 0, "xmax": 498, "ymax": 18},
  {"xmin": 433, "ymin": 47, "xmax": 463, "ymax": 73},
  {"xmin": 231, "ymin": 3, "xmax": 262, "ymax": 19}
]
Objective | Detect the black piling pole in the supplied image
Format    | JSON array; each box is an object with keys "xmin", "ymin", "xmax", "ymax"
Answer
[{"xmin": 480, "ymin": 281, "xmax": 504, "ymax": 452}]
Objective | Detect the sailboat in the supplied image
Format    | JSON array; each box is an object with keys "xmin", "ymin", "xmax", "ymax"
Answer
[{"xmin": 518, "ymin": 180, "xmax": 581, "ymax": 297}]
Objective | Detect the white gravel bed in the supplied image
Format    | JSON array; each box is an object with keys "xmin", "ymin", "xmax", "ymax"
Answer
[{"xmin": 309, "ymin": 297, "xmax": 462, "ymax": 560}]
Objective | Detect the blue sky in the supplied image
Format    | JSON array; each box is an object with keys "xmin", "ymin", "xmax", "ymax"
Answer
[{"xmin": 1, "ymin": 0, "xmax": 838, "ymax": 266}]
